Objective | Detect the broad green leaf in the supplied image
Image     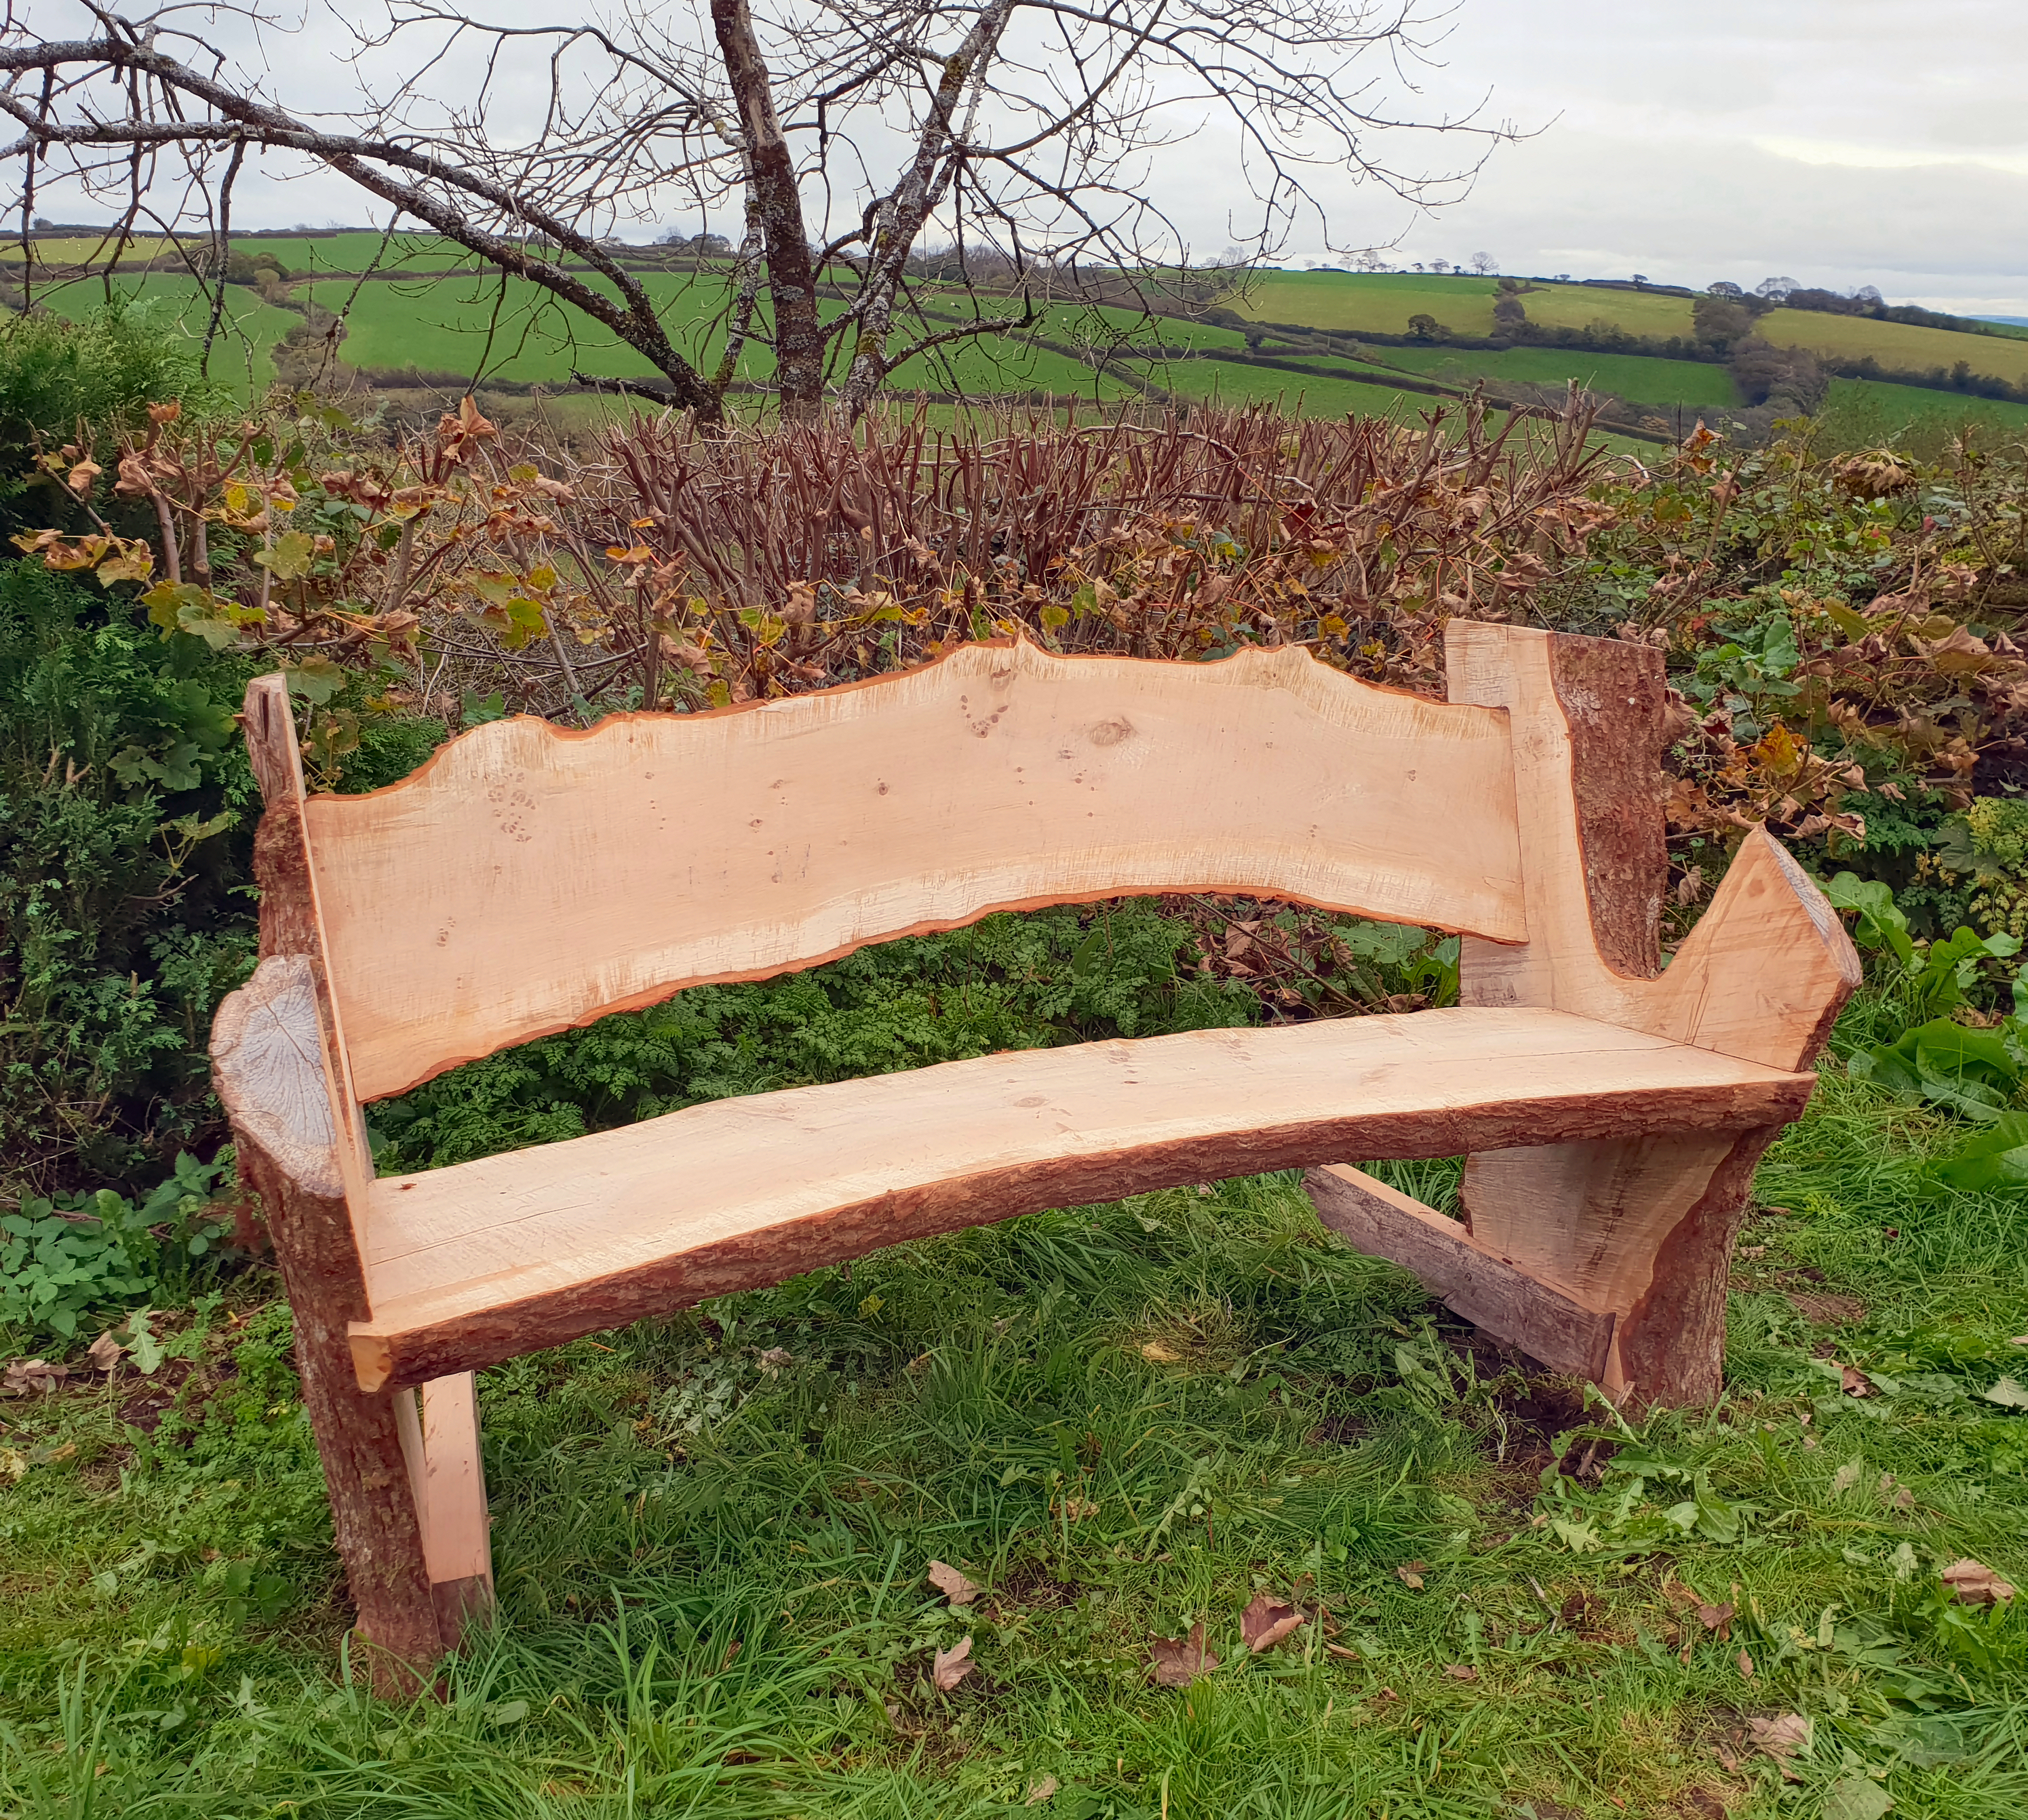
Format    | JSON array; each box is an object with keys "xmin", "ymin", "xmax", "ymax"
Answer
[
  {"xmin": 281, "ymin": 656, "xmax": 347, "ymax": 705},
  {"xmin": 1981, "ymin": 1377, "xmax": 2028, "ymax": 1408},
  {"xmin": 1929, "ymin": 1113, "xmax": 2028, "ymax": 1191},
  {"xmin": 1823, "ymin": 872, "xmax": 1914, "ymax": 968},
  {"xmin": 253, "ymin": 530, "xmax": 316, "ymax": 580}
]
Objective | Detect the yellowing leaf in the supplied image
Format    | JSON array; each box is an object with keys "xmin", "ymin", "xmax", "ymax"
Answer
[{"xmin": 254, "ymin": 530, "xmax": 317, "ymax": 581}]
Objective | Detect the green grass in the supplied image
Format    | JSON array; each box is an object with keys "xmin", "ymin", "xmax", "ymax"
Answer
[
  {"xmin": 4, "ymin": 985, "xmax": 2025, "ymax": 1817},
  {"xmin": 1815, "ymin": 379, "xmax": 2028, "ymax": 456},
  {"xmin": 1361, "ymin": 345, "xmax": 1734, "ymax": 411},
  {"xmin": 26, "ymin": 277, "xmax": 299, "ymax": 395},
  {"xmin": 1233, "ymin": 272, "xmax": 1504, "ymax": 336},
  {"xmin": 1764, "ymin": 312, "xmax": 2028, "ymax": 387}
]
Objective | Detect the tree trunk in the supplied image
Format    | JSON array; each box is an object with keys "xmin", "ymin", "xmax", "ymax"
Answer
[{"xmin": 710, "ymin": 0, "xmax": 825, "ymax": 422}]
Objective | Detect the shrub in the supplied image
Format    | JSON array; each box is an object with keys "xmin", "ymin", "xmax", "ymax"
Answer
[{"xmin": 0, "ymin": 561, "xmax": 257, "ymax": 1195}]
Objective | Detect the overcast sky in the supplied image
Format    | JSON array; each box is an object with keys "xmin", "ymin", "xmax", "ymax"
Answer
[
  {"xmin": 32, "ymin": 0, "xmax": 2028, "ymax": 315},
  {"xmin": 1344, "ymin": 0, "xmax": 2028, "ymax": 313}
]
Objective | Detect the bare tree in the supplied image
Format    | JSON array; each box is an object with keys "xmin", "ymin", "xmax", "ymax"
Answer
[{"xmin": 3, "ymin": 1, "xmax": 1518, "ymax": 422}]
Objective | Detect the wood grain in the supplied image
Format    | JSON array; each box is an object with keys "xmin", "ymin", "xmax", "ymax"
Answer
[
  {"xmin": 1304, "ymin": 1164, "xmax": 1615, "ymax": 1379},
  {"xmin": 304, "ymin": 639, "xmax": 1529, "ymax": 1102},
  {"xmin": 1443, "ymin": 622, "xmax": 1860, "ymax": 1404},
  {"xmin": 347, "ymin": 1008, "xmax": 1814, "ymax": 1391}
]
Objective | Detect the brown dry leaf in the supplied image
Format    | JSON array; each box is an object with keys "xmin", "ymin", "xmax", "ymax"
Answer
[
  {"xmin": 1024, "ymin": 1775, "xmax": 1059, "ymax": 1806},
  {"xmin": 1737, "ymin": 1649, "xmax": 1755, "ymax": 1679},
  {"xmin": 1324, "ymin": 1641, "xmax": 1361, "ymax": 1661},
  {"xmin": 1, "ymin": 1359, "xmax": 69, "ymax": 1398},
  {"xmin": 1941, "ymin": 1559, "xmax": 2016, "ymax": 1606},
  {"xmin": 85, "ymin": 1332, "xmax": 126, "ymax": 1372},
  {"xmin": 927, "ymin": 1560, "xmax": 980, "ymax": 1606},
  {"xmin": 1696, "ymin": 1602, "xmax": 1735, "ymax": 1637},
  {"xmin": 1395, "ymin": 1560, "xmax": 1427, "ymax": 1590},
  {"xmin": 1139, "ymin": 1339, "xmax": 1182, "ymax": 1364},
  {"xmin": 931, "ymin": 1635, "xmax": 975, "ymax": 1692},
  {"xmin": 1747, "ymin": 1713, "xmax": 1812, "ymax": 1760},
  {"xmin": 1443, "ymin": 1663, "xmax": 1481, "ymax": 1682},
  {"xmin": 1841, "ymin": 1364, "xmax": 1873, "ymax": 1397},
  {"xmin": 1241, "ymin": 1593, "xmax": 1304, "ymax": 1653},
  {"xmin": 1150, "ymin": 1622, "xmax": 1219, "ymax": 1688}
]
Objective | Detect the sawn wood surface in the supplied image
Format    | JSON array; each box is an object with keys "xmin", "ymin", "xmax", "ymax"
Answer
[
  {"xmin": 305, "ymin": 639, "xmax": 1528, "ymax": 1102},
  {"xmin": 348, "ymin": 1007, "xmax": 1814, "ymax": 1392}
]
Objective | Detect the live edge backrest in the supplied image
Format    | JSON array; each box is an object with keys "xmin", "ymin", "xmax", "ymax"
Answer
[{"xmin": 284, "ymin": 637, "xmax": 1535, "ymax": 1111}]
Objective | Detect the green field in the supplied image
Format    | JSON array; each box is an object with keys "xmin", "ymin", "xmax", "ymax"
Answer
[
  {"xmin": 1764, "ymin": 309, "xmax": 2028, "ymax": 385},
  {"xmin": 1816, "ymin": 376, "xmax": 2028, "ymax": 452},
  {"xmin": 31, "ymin": 273, "xmax": 300, "ymax": 393},
  {"xmin": 1353, "ymin": 343, "xmax": 1734, "ymax": 410}
]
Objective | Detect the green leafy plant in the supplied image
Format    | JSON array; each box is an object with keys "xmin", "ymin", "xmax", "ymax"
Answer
[{"xmin": 0, "ymin": 1152, "xmax": 233, "ymax": 1344}]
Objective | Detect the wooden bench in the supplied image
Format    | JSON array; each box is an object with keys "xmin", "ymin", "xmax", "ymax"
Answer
[{"xmin": 210, "ymin": 621, "xmax": 1858, "ymax": 1685}]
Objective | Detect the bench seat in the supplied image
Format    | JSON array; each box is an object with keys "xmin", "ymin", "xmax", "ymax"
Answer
[{"xmin": 349, "ymin": 1006, "xmax": 1815, "ymax": 1391}]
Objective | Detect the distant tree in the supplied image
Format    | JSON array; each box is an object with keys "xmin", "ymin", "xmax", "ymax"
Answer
[
  {"xmin": 1353, "ymin": 248, "xmax": 1388, "ymax": 273},
  {"xmin": 1405, "ymin": 312, "xmax": 1443, "ymax": 341},
  {"xmin": 1429, "ymin": 258, "xmax": 1450, "ymax": 274},
  {"xmin": 30, "ymin": 214, "xmax": 54, "ymax": 230},
  {"xmin": 1707, "ymin": 281, "xmax": 1744, "ymax": 298},
  {"xmin": 1471, "ymin": 251, "xmax": 1496, "ymax": 275},
  {"xmin": 1692, "ymin": 294, "xmax": 1756, "ymax": 350},
  {"xmin": 1631, "ymin": 273, "xmax": 1648, "ymax": 287},
  {"xmin": 5, "ymin": 0, "xmax": 1521, "ymax": 424},
  {"xmin": 1854, "ymin": 284, "xmax": 1885, "ymax": 304},
  {"xmin": 1755, "ymin": 277, "xmax": 1801, "ymax": 300},
  {"xmin": 659, "ymin": 230, "xmax": 735, "ymax": 257},
  {"xmin": 1553, "ymin": 273, "xmax": 1570, "ymax": 283},
  {"xmin": 1491, "ymin": 292, "xmax": 1525, "ymax": 331}
]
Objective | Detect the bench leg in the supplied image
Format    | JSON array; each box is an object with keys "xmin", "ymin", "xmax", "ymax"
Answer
[
  {"xmin": 393, "ymin": 1372, "xmax": 496, "ymax": 1644},
  {"xmin": 1459, "ymin": 1128, "xmax": 1777, "ymax": 1406}
]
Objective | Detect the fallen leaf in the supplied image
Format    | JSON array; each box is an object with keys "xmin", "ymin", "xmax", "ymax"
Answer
[
  {"xmin": 85, "ymin": 1332, "xmax": 126, "ymax": 1372},
  {"xmin": 1841, "ymin": 1364, "xmax": 1873, "ymax": 1397},
  {"xmin": 1824, "ymin": 1776, "xmax": 1894, "ymax": 1820},
  {"xmin": 0, "ymin": 1448, "xmax": 24, "ymax": 1482},
  {"xmin": 1696, "ymin": 1602, "xmax": 1735, "ymax": 1637},
  {"xmin": 1737, "ymin": 1649, "xmax": 1755, "ymax": 1679},
  {"xmin": 1325, "ymin": 1641, "xmax": 1361, "ymax": 1661},
  {"xmin": 1150, "ymin": 1623, "xmax": 1218, "ymax": 1688},
  {"xmin": 1748, "ymin": 1713, "xmax": 1812, "ymax": 1760},
  {"xmin": 932, "ymin": 1635, "xmax": 975, "ymax": 1692},
  {"xmin": 1, "ymin": 1359, "xmax": 69, "ymax": 1398},
  {"xmin": 1024, "ymin": 1774, "xmax": 1059, "ymax": 1806},
  {"xmin": 1443, "ymin": 1663, "xmax": 1480, "ymax": 1682},
  {"xmin": 1982, "ymin": 1377, "xmax": 2028, "ymax": 1410},
  {"xmin": 754, "ymin": 1347, "xmax": 794, "ymax": 1375},
  {"xmin": 1395, "ymin": 1560, "xmax": 1426, "ymax": 1590},
  {"xmin": 927, "ymin": 1560, "xmax": 980, "ymax": 1606},
  {"xmin": 1372, "ymin": 1686, "xmax": 1399, "ymax": 1702},
  {"xmin": 1139, "ymin": 1339, "xmax": 1182, "ymax": 1363},
  {"xmin": 1940, "ymin": 1559, "xmax": 2015, "ymax": 1606},
  {"xmin": 1831, "ymin": 1461, "xmax": 1861, "ymax": 1495},
  {"xmin": 1241, "ymin": 1593, "xmax": 1304, "ymax": 1653}
]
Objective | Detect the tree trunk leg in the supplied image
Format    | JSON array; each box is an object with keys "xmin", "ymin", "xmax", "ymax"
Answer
[
  {"xmin": 1460, "ymin": 1127, "xmax": 1778, "ymax": 1406},
  {"xmin": 393, "ymin": 1373, "xmax": 496, "ymax": 1644},
  {"xmin": 238, "ymin": 1142, "xmax": 444, "ymax": 1695}
]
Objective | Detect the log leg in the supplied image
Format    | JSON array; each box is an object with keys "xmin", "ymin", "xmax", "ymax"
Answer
[
  {"xmin": 236, "ymin": 1139, "xmax": 445, "ymax": 1694},
  {"xmin": 393, "ymin": 1373, "xmax": 496, "ymax": 1644},
  {"xmin": 1460, "ymin": 1128, "xmax": 1779, "ymax": 1406}
]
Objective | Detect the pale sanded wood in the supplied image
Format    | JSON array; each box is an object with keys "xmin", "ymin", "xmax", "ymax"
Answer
[
  {"xmin": 304, "ymin": 639, "xmax": 1529, "ymax": 1103},
  {"xmin": 212, "ymin": 684, "xmax": 446, "ymax": 1691},
  {"xmin": 1303, "ymin": 1164, "xmax": 1615, "ymax": 1379},
  {"xmin": 347, "ymin": 1008, "xmax": 1814, "ymax": 1392},
  {"xmin": 1443, "ymin": 622, "xmax": 1861, "ymax": 1404}
]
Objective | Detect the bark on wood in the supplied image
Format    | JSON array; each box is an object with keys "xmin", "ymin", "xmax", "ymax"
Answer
[
  {"xmin": 216, "ymin": 675, "xmax": 452, "ymax": 1688},
  {"xmin": 1444, "ymin": 622, "xmax": 1858, "ymax": 1405},
  {"xmin": 710, "ymin": 0, "xmax": 825, "ymax": 421},
  {"xmin": 347, "ymin": 1008, "xmax": 1812, "ymax": 1391},
  {"xmin": 212, "ymin": 960, "xmax": 444, "ymax": 1691},
  {"xmin": 1303, "ymin": 1164, "xmax": 1615, "ymax": 1379},
  {"xmin": 305, "ymin": 639, "xmax": 1528, "ymax": 1103}
]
